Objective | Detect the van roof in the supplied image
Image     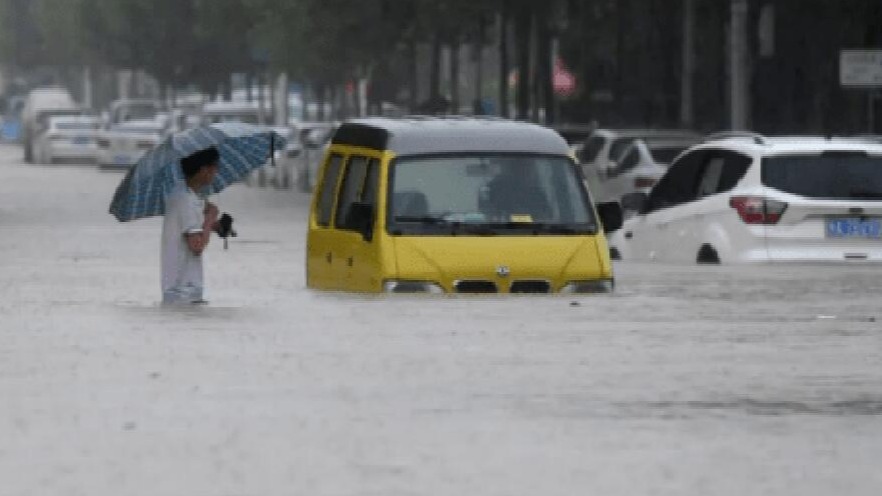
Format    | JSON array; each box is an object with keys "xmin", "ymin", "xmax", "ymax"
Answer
[{"xmin": 331, "ymin": 116, "xmax": 571, "ymax": 156}]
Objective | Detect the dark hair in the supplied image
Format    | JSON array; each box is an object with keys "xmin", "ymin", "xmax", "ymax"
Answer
[{"xmin": 181, "ymin": 147, "xmax": 220, "ymax": 179}]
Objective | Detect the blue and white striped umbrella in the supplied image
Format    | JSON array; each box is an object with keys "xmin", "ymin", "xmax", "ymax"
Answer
[{"xmin": 109, "ymin": 122, "xmax": 286, "ymax": 222}]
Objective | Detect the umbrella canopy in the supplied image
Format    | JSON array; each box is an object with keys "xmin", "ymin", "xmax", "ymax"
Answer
[{"xmin": 108, "ymin": 122, "xmax": 286, "ymax": 222}]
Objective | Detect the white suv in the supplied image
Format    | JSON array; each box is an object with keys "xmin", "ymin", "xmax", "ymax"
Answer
[{"xmin": 609, "ymin": 133, "xmax": 882, "ymax": 264}]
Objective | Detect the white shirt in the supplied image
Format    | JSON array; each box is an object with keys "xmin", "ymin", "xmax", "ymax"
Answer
[{"xmin": 161, "ymin": 186, "xmax": 205, "ymax": 303}]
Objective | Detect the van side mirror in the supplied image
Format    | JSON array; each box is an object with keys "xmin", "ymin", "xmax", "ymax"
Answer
[
  {"xmin": 346, "ymin": 202, "xmax": 374, "ymax": 241},
  {"xmin": 621, "ymin": 192, "xmax": 649, "ymax": 214},
  {"xmin": 596, "ymin": 202, "xmax": 623, "ymax": 233}
]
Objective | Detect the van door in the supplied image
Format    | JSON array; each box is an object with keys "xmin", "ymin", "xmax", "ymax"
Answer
[
  {"xmin": 306, "ymin": 153, "xmax": 345, "ymax": 289},
  {"xmin": 334, "ymin": 155, "xmax": 382, "ymax": 292}
]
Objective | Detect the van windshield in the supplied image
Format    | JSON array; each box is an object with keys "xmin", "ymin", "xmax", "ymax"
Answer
[
  {"xmin": 387, "ymin": 154, "xmax": 597, "ymax": 235},
  {"xmin": 763, "ymin": 153, "xmax": 882, "ymax": 200}
]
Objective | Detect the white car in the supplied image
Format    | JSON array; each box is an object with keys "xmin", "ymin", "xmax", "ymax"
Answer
[
  {"xmin": 104, "ymin": 99, "xmax": 162, "ymax": 129},
  {"xmin": 266, "ymin": 125, "xmax": 303, "ymax": 189},
  {"xmin": 202, "ymin": 101, "xmax": 268, "ymax": 126},
  {"xmin": 34, "ymin": 114, "xmax": 101, "ymax": 164},
  {"xmin": 609, "ymin": 133, "xmax": 882, "ymax": 264},
  {"xmin": 96, "ymin": 119, "xmax": 167, "ymax": 169},
  {"xmin": 578, "ymin": 128, "xmax": 702, "ymax": 176},
  {"xmin": 594, "ymin": 137, "xmax": 700, "ymax": 204},
  {"xmin": 293, "ymin": 121, "xmax": 338, "ymax": 192}
]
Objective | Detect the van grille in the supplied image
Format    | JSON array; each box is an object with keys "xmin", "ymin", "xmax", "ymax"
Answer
[
  {"xmin": 454, "ymin": 280, "xmax": 498, "ymax": 293},
  {"xmin": 510, "ymin": 280, "xmax": 551, "ymax": 294}
]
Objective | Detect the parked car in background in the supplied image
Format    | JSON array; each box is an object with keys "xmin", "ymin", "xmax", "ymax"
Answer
[
  {"xmin": 295, "ymin": 121, "xmax": 338, "ymax": 192},
  {"xmin": 1, "ymin": 95, "xmax": 25, "ymax": 142},
  {"xmin": 549, "ymin": 123, "xmax": 598, "ymax": 147},
  {"xmin": 578, "ymin": 128, "xmax": 702, "ymax": 176},
  {"xmin": 593, "ymin": 137, "xmax": 701, "ymax": 204},
  {"xmin": 33, "ymin": 114, "xmax": 101, "ymax": 164},
  {"xmin": 609, "ymin": 133, "xmax": 882, "ymax": 264},
  {"xmin": 21, "ymin": 86, "xmax": 80, "ymax": 163},
  {"xmin": 254, "ymin": 125, "xmax": 303, "ymax": 189},
  {"xmin": 170, "ymin": 103, "xmax": 203, "ymax": 131},
  {"xmin": 202, "ymin": 100, "xmax": 269, "ymax": 126},
  {"xmin": 104, "ymin": 99, "xmax": 162, "ymax": 129},
  {"xmin": 96, "ymin": 119, "xmax": 168, "ymax": 169}
]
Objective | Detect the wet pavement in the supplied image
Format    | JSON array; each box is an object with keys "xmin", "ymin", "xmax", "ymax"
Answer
[{"xmin": 1, "ymin": 145, "xmax": 880, "ymax": 495}]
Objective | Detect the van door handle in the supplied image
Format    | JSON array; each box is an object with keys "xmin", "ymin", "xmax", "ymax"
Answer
[
  {"xmin": 325, "ymin": 252, "xmax": 332, "ymax": 264},
  {"xmin": 347, "ymin": 257, "xmax": 354, "ymax": 267}
]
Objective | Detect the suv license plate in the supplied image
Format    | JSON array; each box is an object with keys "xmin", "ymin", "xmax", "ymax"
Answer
[{"xmin": 826, "ymin": 218, "xmax": 882, "ymax": 238}]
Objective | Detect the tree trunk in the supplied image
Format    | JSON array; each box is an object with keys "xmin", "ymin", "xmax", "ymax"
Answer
[
  {"xmin": 430, "ymin": 35, "xmax": 442, "ymax": 101},
  {"xmin": 515, "ymin": 3, "xmax": 532, "ymax": 120},
  {"xmin": 474, "ymin": 17, "xmax": 485, "ymax": 114},
  {"xmin": 353, "ymin": 72, "xmax": 363, "ymax": 118},
  {"xmin": 450, "ymin": 40, "xmax": 461, "ymax": 113},
  {"xmin": 680, "ymin": 0, "xmax": 696, "ymax": 127},
  {"xmin": 536, "ymin": 7, "xmax": 553, "ymax": 124},
  {"xmin": 409, "ymin": 40, "xmax": 419, "ymax": 112},
  {"xmin": 614, "ymin": 0, "xmax": 628, "ymax": 120},
  {"xmin": 316, "ymin": 84, "xmax": 326, "ymax": 121},
  {"xmin": 498, "ymin": 3, "xmax": 510, "ymax": 118}
]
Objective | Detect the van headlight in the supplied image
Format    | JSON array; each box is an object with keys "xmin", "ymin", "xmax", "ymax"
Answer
[
  {"xmin": 383, "ymin": 280, "xmax": 445, "ymax": 294},
  {"xmin": 560, "ymin": 279, "xmax": 614, "ymax": 294}
]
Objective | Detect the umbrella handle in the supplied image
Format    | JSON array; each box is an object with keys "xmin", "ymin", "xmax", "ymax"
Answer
[{"xmin": 270, "ymin": 132, "xmax": 276, "ymax": 168}]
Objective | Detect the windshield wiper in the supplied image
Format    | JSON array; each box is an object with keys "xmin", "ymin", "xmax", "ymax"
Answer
[
  {"xmin": 392, "ymin": 217, "xmax": 597, "ymax": 235},
  {"xmin": 393, "ymin": 216, "xmax": 488, "ymax": 235},
  {"xmin": 488, "ymin": 222, "xmax": 597, "ymax": 235},
  {"xmin": 394, "ymin": 215, "xmax": 450, "ymax": 225}
]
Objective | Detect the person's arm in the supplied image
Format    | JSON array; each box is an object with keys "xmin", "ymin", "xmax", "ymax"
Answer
[{"xmin": 185, "ymin": 202, "xmax": 218, "ymax": 256}]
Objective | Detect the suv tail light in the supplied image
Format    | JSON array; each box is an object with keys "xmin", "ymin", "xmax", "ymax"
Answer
[
  {"xmin": 729, "ymin": 196, "xmax": 788, "ymax": 224},
  {"xmin": 633, "ymin": 176, "xmax": 656, "ymax": 189}
]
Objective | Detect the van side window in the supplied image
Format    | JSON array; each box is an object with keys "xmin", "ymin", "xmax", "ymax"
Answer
[
  {"xmin": 334, "ymin": 156, "xmax": 371, "ymax": 229},
  {"xmin": 316, "ymin": 154, "xmax": 344, "ymax": 227},
  {"xmin": 361, "ymin": 159, "xmax": 380, "ymax": 207}
]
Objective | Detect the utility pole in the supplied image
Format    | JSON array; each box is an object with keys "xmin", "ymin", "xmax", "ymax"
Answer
[
  {"xmin": 729, "ymin": 0, "xmax": 750, "ymax": 130},
  {"xmin": 680, "ymin": 0, "xmax": 695, "ymax": 128}
]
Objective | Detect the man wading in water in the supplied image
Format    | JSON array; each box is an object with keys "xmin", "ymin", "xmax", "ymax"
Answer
[{"xmin": 161, "ymin": 147, "xmax": 220, "ymax": 305}]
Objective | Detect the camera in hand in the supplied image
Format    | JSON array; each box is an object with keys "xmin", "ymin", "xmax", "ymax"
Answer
[{"xmin": 214, "ymin": 212, "xmax": 237, "ymax": 249}]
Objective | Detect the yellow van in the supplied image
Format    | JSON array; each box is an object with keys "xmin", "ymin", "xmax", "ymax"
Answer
[{"xmin": 306, "ymin": 117, "xmax": 623, "ymax": 294}]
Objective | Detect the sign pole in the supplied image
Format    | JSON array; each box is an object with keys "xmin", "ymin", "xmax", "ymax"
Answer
[{"xmin": 840, "ymin": 49, "xmax": 882, "ymax": 134}]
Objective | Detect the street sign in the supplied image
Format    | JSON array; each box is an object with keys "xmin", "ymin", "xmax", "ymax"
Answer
[
  {"xmin": 553, "ymin": 58, "xmax": 576, "ymax": 97},
  {"xmin": 840, "ymin": 50, "xmax": 882, "ymax": 87}
]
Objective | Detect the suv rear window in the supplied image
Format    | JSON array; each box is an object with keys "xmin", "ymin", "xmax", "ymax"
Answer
[{"xmin": 763, "ymin": 153, "xmax": 882, "ymax": 200}]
